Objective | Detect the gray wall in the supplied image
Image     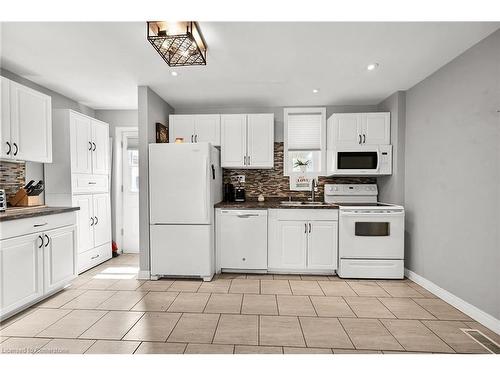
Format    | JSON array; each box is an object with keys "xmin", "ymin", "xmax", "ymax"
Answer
[
  {"xmin": 95, "ymin": 109, "xmax": 138, "ymax": 139},
  {"xmin": 1, "ymin": 68, "xmax": 95, "ymax": 202},
  {"xmin": 175, "ymin": 105, "xmax": 378, "ymax": 142},
  {"xmin": 404, "ymin": 30, "xmax": 500, "ymax": 319},
  {"xmin": 138, "ymin": 86, "xmax": 174, "ymax": 274},
  {"xmin": 377, "ymin": 91, "xmax": 406, "ymax": 205}
]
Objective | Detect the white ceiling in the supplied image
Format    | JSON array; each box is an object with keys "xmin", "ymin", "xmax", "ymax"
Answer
[{"xmin": 1, "ymin": 22, "xmax": 498, "ymax": 110}]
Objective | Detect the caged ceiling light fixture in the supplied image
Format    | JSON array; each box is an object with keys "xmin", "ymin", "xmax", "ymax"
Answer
[{"xmin": 147, "ymin": 21, "xmax": 207, "ymax": 67}]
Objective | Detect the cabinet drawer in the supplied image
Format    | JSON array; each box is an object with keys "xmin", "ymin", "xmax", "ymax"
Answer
[
  {"xmin": 78, "ymin": 242, "xmax": 112, "ymax": 274},
  {"xmin": 339, "ymin": 259, "xmax": 403, "ymax": 279},
  {"xmin": 72, "ymin": 173, "xmax": 109, "ymax": 194},
  {"xmin": 270, "ymin": 209, "xmax": 338, "ymax": 221},
  {"xmin": 0, "ymin": 212, "xmax": 76, "ymax": 240}
]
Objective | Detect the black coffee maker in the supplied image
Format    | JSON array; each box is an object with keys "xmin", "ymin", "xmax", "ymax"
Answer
[{"xmin": 234, "ymin": 186, "xmax": 246, "ymax": 202}]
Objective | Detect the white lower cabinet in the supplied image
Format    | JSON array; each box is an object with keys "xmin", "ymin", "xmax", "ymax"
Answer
[
  {"xmin": 0, "ymin": 212, "xmax": 77, "ymax": 320},
  {"xmin": 268, "ymin": 209, "xmax": 338, "ymax": 273},
  {"xmin": 43, "ymin": 226, "xmax": 77, "ymax": 294},
  {"xmin": 73, "ymin": 193, "xmax": 111, "ymax": 273},
  {"xmin": 0, "ymin": 233, "xmax": 43, "ymax": 318}
]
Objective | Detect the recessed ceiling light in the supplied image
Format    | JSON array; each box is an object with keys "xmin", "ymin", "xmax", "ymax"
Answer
[
  {"xmin": 367, "ymin": 63, "xmax": 379, "ymax": 71},
  {"xmin": 171, "ymin": 71, "xmax": 178, "ymax": 77},
  {"xmin": 312, "ymin": 89, "xmax": 319, "ymax": 94}
]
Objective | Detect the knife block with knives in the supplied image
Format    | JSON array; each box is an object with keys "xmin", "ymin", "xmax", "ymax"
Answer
[{"xmin": 9, "ymin": 180, "xmax": 45, "ymax": 207}]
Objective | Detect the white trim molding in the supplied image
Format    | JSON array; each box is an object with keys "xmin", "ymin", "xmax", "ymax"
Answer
[
  {"xmin": 137, "ymin": 270, "xmax": 151, "ymax": 280},
  {"xmin": 405, "ymin": 268, "xmax": 500, "ymax": 335}
]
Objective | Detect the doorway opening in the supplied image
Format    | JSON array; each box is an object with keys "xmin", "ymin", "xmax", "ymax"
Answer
[{"xmin": 114, "ymin": 127, "xmax": 139, "ymax": 254}]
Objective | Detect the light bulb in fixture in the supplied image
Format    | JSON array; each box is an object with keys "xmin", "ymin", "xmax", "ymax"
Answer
[
  {"xmin": 312, "ymin": 89, "xmax": 319, "ymax": 94},
  {"xmin": 171, "ymin": 71, "xmax": 178, "ymax": 77},
  {"xmin": 367, "ymin": 63, "xmax": 379, "ymax": 71}
]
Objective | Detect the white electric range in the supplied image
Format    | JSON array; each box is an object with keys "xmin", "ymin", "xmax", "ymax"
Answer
[{"xmin": 324, "ymin": 184, "xmax": 405, "ymax": 279}]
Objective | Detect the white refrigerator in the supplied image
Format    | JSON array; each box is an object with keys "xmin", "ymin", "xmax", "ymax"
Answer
[{"xmin": 149, "ymin": 143, "xmax": 222, "ymax": 281}]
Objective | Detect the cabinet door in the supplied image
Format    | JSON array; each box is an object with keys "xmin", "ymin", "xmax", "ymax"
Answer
[
  {"xmin": 247, "ymin": 114, "xmax": 274, "ymax": 168},
  {"xmin": 70, "ymin": 113, "xmax": 93, "ymax": 174},
  {"xmin": 170, "ymin": 115, "xmax": 195, "ymax": 143},
  {"xmin": 362, "ymin": 112, "xmax": 390, "ymax": 145},
  {"xmin": 91, "ymin": 120, "xmax": 109, "ymax": 175},
  {"xmin": 43, "ymin": 226, "xmax": 77, "ymax": 294},
  {"xmin": 307, "ymin": 221, "xmax": 338, "ymax": 270},
  {"xmin": 221, "ymin": 114, "xmax": 247, "ymax": 168},
  {"xmin": 73, "ymin": 195, "xmax": 94, "ymax": 253},
  {"xmin": 270, "ymin": 220, "xmax": 307, "ymax": 270},
  {"xmin": 194, "ymin": 114, "xmax": 220, "ymax": 146},
  {"xmin": 9, "ymin": 81, "xmax": 52, "ymax": 162},
  {"xmin": 0, "ymin": 77, "xmax": 11, "ymax": 159},
  {"xmin": 328, "ymin": 113, "xmax": 362, "ymax": 147},
  {"xmin": 0, "ymin": 234, "xmax": 43, "ymax": 316},
  {"xmin": 93, "ymin": 193, "xmax": 111, "ymax": 247}
]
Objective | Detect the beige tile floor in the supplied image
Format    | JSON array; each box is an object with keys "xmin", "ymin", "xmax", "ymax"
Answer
[{"xmin": 0, "ymin": 253, "xmax": 498, "ymax": 354}]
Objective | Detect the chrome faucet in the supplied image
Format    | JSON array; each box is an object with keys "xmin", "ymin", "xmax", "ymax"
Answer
[{"xmin": 311, "ymin": 178, "xmax": 318, "ymax": 202}]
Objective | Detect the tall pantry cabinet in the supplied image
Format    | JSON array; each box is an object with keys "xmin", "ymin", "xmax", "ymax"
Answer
[{"xmin": 44, "ymin": 110, "xmax": 112, "ymax": 273}]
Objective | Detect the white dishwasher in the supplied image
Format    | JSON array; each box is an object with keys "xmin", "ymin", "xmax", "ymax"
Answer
[{"xmin": 218, "ymin": 209, "xmax": 268, "ymax": 271}]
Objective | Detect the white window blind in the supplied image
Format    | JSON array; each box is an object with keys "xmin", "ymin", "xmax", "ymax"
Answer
[{"xmin": 287, "ymin": 113, "xmax": 322, "ymax": 150}]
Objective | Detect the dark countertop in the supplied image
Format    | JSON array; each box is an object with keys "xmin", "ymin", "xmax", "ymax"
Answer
[
  {"xmin": 215, "ymin": 199, "xmax": 339, "ymax": 210},
  {"xmin": 0, "ymin": 206, "xmax": 80, "ymax": 222}
]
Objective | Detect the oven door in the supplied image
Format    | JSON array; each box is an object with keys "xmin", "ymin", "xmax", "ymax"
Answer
[
  {"xmin": 331, "ymin": 147, "xmax": 380, "ymax": 175},
  {"xmin": 339, "ymin": 210, "xmax": 404, "ymax": 259}
]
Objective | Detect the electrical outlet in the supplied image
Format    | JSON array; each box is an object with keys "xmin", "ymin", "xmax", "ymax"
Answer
[{"xmin": 232, "ymin": 175, "xmax": 245, "ymax": 183}]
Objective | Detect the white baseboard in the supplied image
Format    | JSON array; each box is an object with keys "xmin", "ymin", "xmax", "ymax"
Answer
[
  {"xmin": 405, "ymin": 268, "xmax": 500, "ymax": 335},
  {"xmin": 137, "ymin": 270, "xmax": 151, "ymax": 280}
]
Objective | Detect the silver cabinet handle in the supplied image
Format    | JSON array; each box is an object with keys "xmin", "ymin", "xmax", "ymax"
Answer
[
  {"xmin": 88, "ymin": 182, "xmax": 97, "ymax": 185},
  {"xmin": 358, "ymin": 134, "xmax": 362, "ymax": 144},
  {"xmin": 248, "ymin": 155, "xmax": 250, "ymax": 165},
  {"xmin": 91, "ymin": 254, "xmax": 100, "ymax": 260},
  {"xmin": 237, "ymin": 214, "xmax": 259, "ymax": 218},
  {"xmin": 309, "ymin": 223, "xmax": 312, "ymax": 233},
  {"xmin": 304, "ymin": 223, "xmax": 307, "ymax": 233},
  {"xmin": 33, "ymin": 222, "xmax": 48, "ymax": 227},
  {"xmin": 195, "ymin": 134, "xmax": 198, "ymax": 142},
  {"xmin": 191, "ymin": 134, "xmax": 194, "ymax": 143},
  {"xmin": 363, "ymin": 134, "xmax": 366, "ymax": 144}
]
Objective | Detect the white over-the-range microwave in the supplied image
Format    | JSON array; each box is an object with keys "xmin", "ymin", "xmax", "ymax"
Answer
[{"xmin": 327, "ymin": 145, "xmax": 392, "ymax": 176}]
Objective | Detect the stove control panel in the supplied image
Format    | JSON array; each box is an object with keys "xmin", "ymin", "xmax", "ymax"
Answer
[{"xmin": 324, "ymin": 184, "xmax": 378, "ymax": 196}]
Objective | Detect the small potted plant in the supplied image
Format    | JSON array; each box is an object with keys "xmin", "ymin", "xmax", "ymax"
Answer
[{"xmin": 294, "ymin": 159, "xmax": 310, "ymax": 173}]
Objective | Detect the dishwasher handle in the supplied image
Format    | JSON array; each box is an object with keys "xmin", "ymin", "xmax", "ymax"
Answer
[{"xmin": 237, "ymin": 214, "xmax": 260, "ymax": 218}]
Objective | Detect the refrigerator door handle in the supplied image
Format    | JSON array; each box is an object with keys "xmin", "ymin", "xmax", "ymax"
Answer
[{"xmin": 211, "ymin": 164, "xmax": 215, "ymax": 179}]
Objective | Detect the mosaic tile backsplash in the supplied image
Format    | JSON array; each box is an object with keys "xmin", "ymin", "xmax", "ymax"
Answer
[
  {"xmin": 0, "ymin": 161, "xmax": 26, "ymax": 201},
  {"xmin": 223, "ymin": 142, "xmax": 375, "ymax": 200}
]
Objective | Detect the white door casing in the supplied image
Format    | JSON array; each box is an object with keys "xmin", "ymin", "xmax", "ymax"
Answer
[{"xmin": 121, "ymin": 132, "xmax": 139, "ymax": 253}]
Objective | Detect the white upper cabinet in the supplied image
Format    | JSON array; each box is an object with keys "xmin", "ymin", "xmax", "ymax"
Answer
[
  {"xmin": 170, "ymin": 114, "xmax": 221, "ymax": 146},
  {"xmin": 247, "ymin": 114, "xmax": 274, "ymax": 168},
  {"xmin": 328, "ymin": 113, "xmax": 362, "ymax": 146},
  {"xmin": 221, "ymin": 113, "xmax": 274, "ymax": 169},
  {"xmin": 363, "ymin": 112, "xmax": 390, "ymax": 145},
  {"xmin": 0, "ymin": 77, "xmax": 52, "ymax": 163},
  {"xmin": 327, "ymin": 112, "xmax": 390, "ymax": 147},
  {"xmin": 70, "ymin": 113, "xmax": 93, "ymax": 174},
  {"xmin": 69, "ymin": 111, "xmax": 109, "ymax": 175},
  {"xmin": 221, "ymin": 114, "xmax": 247, "ymax": 168},
  {"xmin": 195, "ymin": 115, "xmax": 221, "ymax": 145},
  {"xmin": 170, "ymin": 115, "xmax": 195, "ymax": 143},
  {"xmin": 91, "ymin": 120, "xmax": 110, "ymax": 175},
  {"xmin": 1, "ymin": 77, "xmax": 11, "ymax": 159}
]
